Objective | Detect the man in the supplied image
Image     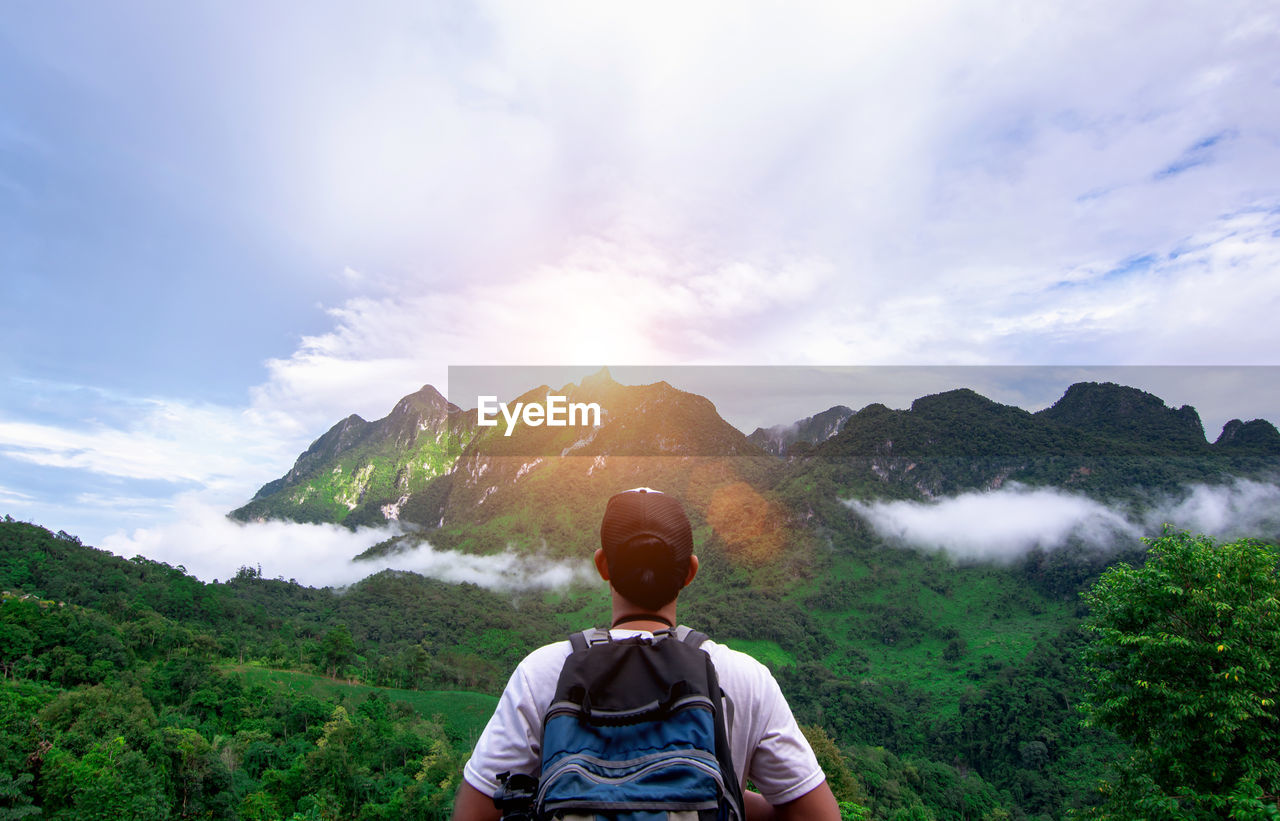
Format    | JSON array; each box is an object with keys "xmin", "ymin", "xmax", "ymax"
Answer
[{"xmin": 453, "ymin": 487, "xmax": 840, "ymax": 821}]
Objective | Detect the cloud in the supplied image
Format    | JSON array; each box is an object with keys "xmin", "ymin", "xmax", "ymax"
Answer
[
  {"xmin": 0, "ymin": 485, "xmax": 36, "ymax": 506},
  {"xmin": 100, "ymin": 499, "xmax": 595, "ymax": 590},
  {"xmin": 45, "ymin": 0, "xmax": 1271, "ymax": 418},
  {"xmin": 362, "ymin": 539, "xmax": 598, "ymax": 592},
  {"xmin": 845, "ymin": 484, "xmax": 1140, "ymax": 561},
  {"xmin": 12, "ymin": 3, "xmax": 1280, "ymax": 416},
  {"xmin": 250, "ymin": 242, "xmax": 838, "ymax": 428},
  {"xmin": 846, "ymin": 478, "xmax": 1280, "ymax": 560},
  {"xmin": 244, "ymin": 198, "xmax": 1280, "ymax": 438},
  {"xmin": 0, "ymin": 397, "xmax": 295, "ymax": 491},
  {"xmin": 1154, "ymin": 130, "xmax": 1237, "ymax": 180},
  {"xmin": 248, "ymin": 201, "xmax": 1280, "ymax": 440},
  {"xmin": 1146, "ymin": 478, "xmax": 1280, "ymax": 540}
]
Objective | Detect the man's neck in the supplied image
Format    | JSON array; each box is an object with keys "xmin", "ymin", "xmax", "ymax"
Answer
[
  {"xmin": 611, "ymin": 614, "xmax": 675, "ymax": 632},
  {"xmin": 609, "ymin": 590, "xmax": 678, "ymax": 632}
]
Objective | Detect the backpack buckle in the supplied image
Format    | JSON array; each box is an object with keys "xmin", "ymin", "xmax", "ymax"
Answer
[{"xmin": 494, "ymin": 771, "xmax": 538, "ymax": 820}]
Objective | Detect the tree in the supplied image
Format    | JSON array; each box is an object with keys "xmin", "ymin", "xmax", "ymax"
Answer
[
  {"xmin": 0, "ymin": 623, "xmax": 35, "ymax": 679},
  {"xmin": 801, "ymin": 724, "xmax": 866, "ymax": 809},
  {"xmin": 38, "ymin": 736, "xmax": 169, "ymax": 820},
  {"xmin": 321, "ymin": 625, "xmax": 356, "ymax": 679},
  {"xmin": 0, "ymin": 771, "xmax": 41, "ymax": 820},
  {"xmin": 1080, "ymin": 529, "xmax": 1280, "ymax": 819}
]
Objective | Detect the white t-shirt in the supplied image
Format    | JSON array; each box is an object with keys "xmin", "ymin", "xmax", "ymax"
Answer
[{"xmin": 463, "ymin": 628, "xmax": 826, "ymax": 807}]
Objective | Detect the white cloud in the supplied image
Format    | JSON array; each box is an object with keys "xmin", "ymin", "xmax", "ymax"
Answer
[
  {"xmin": 100, "ymin": 498, "xmax": 595, "ymax": 590},
  {"xmin": 0, "ymin": 400, "xmax": 291, "ymax": 489},
  {"xmin": 365, "ymin": 540, "xmax": 597, "ymax": 592},
  {"xmin": 248, "ymin": 239, "xmax": 842, "ymax": 428},
  {"xmin": 15, "ymin": 3, "xmax": 1280, "ymax": 428},
  {"xmin": 0, "ymin": 485, "xmax": 36, "ymax": 506},
  {"xmin": 845, "ymin": 484, "xmax": 1140, "ymax": 561},
  {"xmin": 1146, "ymin": 478, "xmax": 1280, "ymax": 540},
  {"xmin": 245, "ymin": 197, "xmax": 1280, "ymax": 434},
  {"xmin": 846, "ymin": 478, "xmax": 1280, "ymax": 561},
  {"xmin": 101, "ymin": 0, "xmax": 1273, "ymax": 396},
  {"xmin": 0, "ymin": 387, "xmax": 313, "ymax": 545}
]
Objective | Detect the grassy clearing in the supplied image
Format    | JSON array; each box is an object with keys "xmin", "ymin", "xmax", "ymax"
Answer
[
  {"xmin": 724, "ymin": 638, "xmax": 797, "ymax": 669},
  {"xmin": 229, "ymin": 665, "xmax": 498, "ymax": 743}
]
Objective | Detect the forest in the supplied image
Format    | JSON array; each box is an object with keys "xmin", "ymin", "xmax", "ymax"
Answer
[{"xmin": 0, "ymin": 514, "xmax": 1092, "ymax": 820}]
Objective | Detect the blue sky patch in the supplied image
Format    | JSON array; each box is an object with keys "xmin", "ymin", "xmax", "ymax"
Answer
[
  {"xmin": 1103, "ymin": 253, "xmax": 1159, "ymax": 281},
  {"xmin": 1154, "ymin": 130, "xmax": 1236, "ymax": 180}
]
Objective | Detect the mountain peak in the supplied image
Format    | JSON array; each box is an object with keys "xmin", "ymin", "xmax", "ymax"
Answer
[
  {"xmin": 1038, "ymin": 382, "xmax": 1205, "ymax": 447},
  {"xmin": 232, "ymin": 383, "xmax": 469, "ymax": 523},
  {"xmin": 580, "ymin": 367, "xmax": 616, "ymax": 390},
  {"xmin": 748, "ymin": 404, "xmax": 854, "ymax": 456},
  {"xmin": 390, "ymin": 384, "xmax": 456, "ymax": 418},
  {"xmin": 910, "ymin": 388, "xmax": 1003, "ymax": 415},
  {"xmin": 1215, "ymin": 418, "xmax": 1280, "ymax": 454}
]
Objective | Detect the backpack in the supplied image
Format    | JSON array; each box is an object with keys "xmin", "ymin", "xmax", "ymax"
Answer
[{"xmin": 502, "ymin": 626, "xmax": 744, "ymax": 821}]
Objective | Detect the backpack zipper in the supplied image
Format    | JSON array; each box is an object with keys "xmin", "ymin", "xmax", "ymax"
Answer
[
  {"xmin": 544, "ymin": 693, "xmax": 715, "ymax": 724},
  {"xmin": 536, "ymin": 751, "xmax": 727, "ymax": 811}
]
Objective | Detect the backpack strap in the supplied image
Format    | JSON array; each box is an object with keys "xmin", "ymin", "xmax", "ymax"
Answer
[
  {"xmin": 674, "ymin": 624, "xmax": 708, "ymax": 648},
  {"xmin": 573, "ymin": 625, "xmax": 705, "ymax": 650},
  {"xmin": 673, "ymin": 625, "xmax": 735, "ymax": 754},
  {"xmin": 568, "ymin": 628, "xmax": 612, "ymax": 653}
]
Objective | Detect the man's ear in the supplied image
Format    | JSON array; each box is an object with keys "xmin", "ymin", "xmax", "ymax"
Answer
[
  {"xmin": 594, "ymin": 548, "xmax": 610, "ymax": 581},
  {"xmin": 684, "ymin": 555, "xmax": 699, "ymax": 587}
]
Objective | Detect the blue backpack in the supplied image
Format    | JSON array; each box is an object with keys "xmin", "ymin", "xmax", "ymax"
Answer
[{"xmin": 499, "ymin": 626, "xmax": 744, "ymax": 821}]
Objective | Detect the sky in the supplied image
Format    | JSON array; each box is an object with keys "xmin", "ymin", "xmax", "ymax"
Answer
[{"xmin": 3, "ymin": 2, "xmax": 1280, "ymax": 583}]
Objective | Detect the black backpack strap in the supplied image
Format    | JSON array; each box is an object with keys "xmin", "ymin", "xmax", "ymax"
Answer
[
  {"xmin": 674, "ymin": 624, "xmax": 709, "ymax": 648},
  {"xmin": 568, "ymin": 628, "xmax": 613, "ymax": 653},
  {"xmin": 676, "ymin": 625, "xmax": 743, "ymax": 820}
]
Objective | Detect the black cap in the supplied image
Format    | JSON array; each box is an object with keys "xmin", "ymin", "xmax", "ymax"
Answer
[
  {"xmin": 600, "ymin": 487, "xmax": 693, "ymax": 565},
  {"xmin": 599, "ymin": 488, "xmax": 693, "ymax": 609}
]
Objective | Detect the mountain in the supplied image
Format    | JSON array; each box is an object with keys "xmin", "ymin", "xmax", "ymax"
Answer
[
  {"xmin": 232, "ymin": 369, "xmax": 796, "ymax": 566},
  {"xmin": 230, "ymin": 385, "xmax": 473, "ymax": 527},
  {"xmin": 800, "ymin": 382, "xmax": 1279, "ymax": 500},
  {"xmin": 378, "ymin": 370, "xmax": 789, "ymax": 563},
  {"xmin": 1037, "ymin": 381, "xmax": 1206, "ymax": 450},
  {"xmin": 1216, "ymin": 417, "xmax": 1280, "ymax": 453},
  {"xmin": 232, "ymin": 376, "xmax": 1280, "ymax": 560},
  {"xmin": 748, "ymin": 404, "xmax": 854, "ymax": 456}
]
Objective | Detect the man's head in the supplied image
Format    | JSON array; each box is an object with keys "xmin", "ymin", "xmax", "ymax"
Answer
[{"xmin": 598, "ymin": 487, "xmax": 695, "ymax": 611}]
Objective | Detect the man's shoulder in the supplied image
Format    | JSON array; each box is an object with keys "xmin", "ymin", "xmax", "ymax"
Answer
[{"xmin": 515, "ymin": 637, "xmax": 574, "ymax": 675}]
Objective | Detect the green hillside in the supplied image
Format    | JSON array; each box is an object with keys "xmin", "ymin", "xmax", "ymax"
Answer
[{"xmin": 2, "ymin": 513, "xmax": 1112, "ymax": 819}]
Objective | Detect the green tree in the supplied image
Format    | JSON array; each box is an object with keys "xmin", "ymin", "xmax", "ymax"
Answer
[
  {"xmin": 39, "ymin": 736, "xmax": 169, "ymax": 820},
  {"xmin": 1080, "ymin": 529, "xmax": 1280, "ymax": 819},
  {"xmin": 0, "ymin": 771, "xmax": 41, "ymax": 820},
  {"xmin": 800, "ymin": 724, "xmax": 866, "ymax": 808},
  {"xmin": 321, "ymin": 625, "xmax": 356, "ymax": 679},
  {"xmin": 161, "ymin": 726, "xmax": 234, "ymax": 817}
]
